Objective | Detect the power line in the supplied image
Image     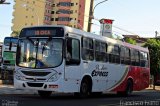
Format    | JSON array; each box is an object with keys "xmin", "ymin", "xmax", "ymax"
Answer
[
  {"xmin": 113, "ymin": 25, "xmax": 138, "ymax": 35},
  {"xmin": 113, "ymin": 31, "xmax": 124, "ymax": 35}
]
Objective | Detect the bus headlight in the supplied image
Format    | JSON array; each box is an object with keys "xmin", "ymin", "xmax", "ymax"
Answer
[
  {"xmin": 48, "ymin": 71, "xmax": 60, "ymax": 82},
  {"xmin": 15, "ymin": 72, "xmax": 25, "ymax": 81}
]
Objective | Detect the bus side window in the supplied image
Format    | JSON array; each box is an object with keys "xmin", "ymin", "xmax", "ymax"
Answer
[
  {"xmin": 125, "ymin": 48, "xmax": 130, "ymax": 65},
  {"xmin": 114, "ymin": 45, "xmax": 120, "ymax": 64},
  {"xmin": 131, "ymin": 49, "xmax": 140, "ymax": 66},
  {"xmin": 140, "ymin": 52, "xmax": 148, "ymax": 67},
  {"xmin": 131, "ymin": 49, "xmax": 136, "ymax": 66},
  {"xmin": 135, "ymin": 50, "xmax": 140, "ymax": 66},
  {"xmin": 66, "ymin": 38, "xmax": 80, "ymax": 65},
  {"xmin": 120, "ymin": 46, "xmax": 125, "ymax": 64},
  {"xmin": 82, "ymin": 37, "xmax": 94, "ymax": 61},
  {"xmin": 95, "ymin": 41, "xmax": 108, "ymax": 62},
  {"xmin": 108, "ymin": 44, "xmax": 113, "ymax": 63},
  {"xmin": 108, "ymin": 44, "xmax": 120, "ymax": 64}
]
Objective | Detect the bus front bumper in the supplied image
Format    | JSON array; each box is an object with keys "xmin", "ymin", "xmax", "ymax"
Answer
[{"xmin": 14, "ymin": 79, "xmax": 62, "ymax": 92}]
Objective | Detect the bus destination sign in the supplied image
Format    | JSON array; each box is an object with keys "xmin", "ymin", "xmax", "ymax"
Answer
[
  {"xmin": 20, "ymin": 27, "xmax": 64, "ymax": 37},
  {"xmin": 35, "ymin": 30, "xmax": 52, "ymax": 36}
]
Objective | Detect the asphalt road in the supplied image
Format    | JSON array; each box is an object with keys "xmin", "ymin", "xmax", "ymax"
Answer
[{"xmin": 0, "ymin": 90, "xmax": 160, "ymax": 106}]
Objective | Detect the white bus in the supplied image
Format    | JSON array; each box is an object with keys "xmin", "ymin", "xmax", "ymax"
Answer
[{"xmin": 14, "ymin": 25, "xmax": 150, "ymax": 97}]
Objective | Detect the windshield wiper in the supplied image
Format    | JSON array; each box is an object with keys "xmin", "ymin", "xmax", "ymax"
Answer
[
  {"xmin": 26, "ymin": 37, "xmax": 34, "ymax": 45},
  {"xmin": 46, "ymin": 36, "xmax": 52, "ymax": 44}
]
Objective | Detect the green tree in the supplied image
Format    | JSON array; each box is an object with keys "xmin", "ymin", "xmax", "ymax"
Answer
[
  {"xmin": 144, "ymin": 39, "xmax": 160, "ymax": 89},
  {"xmin": 11, "ymin": 31, "xmax": 20, "ymax": 37},
  {"xmin": 125, "ymin": 38, "xmax": 136, "ymax": 45}
]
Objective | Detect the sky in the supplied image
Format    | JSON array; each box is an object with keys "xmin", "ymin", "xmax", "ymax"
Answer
[
  {"xmin": 93, "ymin": 0, "xmax": 160, "ymax": 38},
  {"xmin": 1, "ymin": 0, "xmax": 160, "ymax": 42}
]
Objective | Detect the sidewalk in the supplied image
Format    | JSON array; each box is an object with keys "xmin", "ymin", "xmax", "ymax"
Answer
[
  {"xmin": 143, "ymin": 85, "xmax": 160, "ymax": 92},
  {"xmin": 0, "ymin": 84, "xmax": 37, "ymax": 95},
  {"xmin": 146, "ymin": 85, "xmax": 160, "ymax": 90}
]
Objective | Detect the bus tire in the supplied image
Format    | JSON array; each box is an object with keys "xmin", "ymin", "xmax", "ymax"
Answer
[
  {"xmin": 38, "ymin": 91, "xmax": 52, "ymax": 98},
  {"xmin": 79, "ymin": 79, "xmax": 91, "ymax": 98},
  {"xmin": 125, "ymin": 80, "xmax": 133, "ymax": 96},
  {"xmin": 117, "ymin": 80, "xmax": 133, "ymax": 97}
]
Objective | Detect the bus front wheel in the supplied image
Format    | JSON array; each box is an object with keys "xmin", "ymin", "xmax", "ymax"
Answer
[
  {"xmin": 38, "ymin": 91, "xmax": 52, "ymax": 98},
  {"xmin": 79, "ymin": 79, "xmax": 91, "ymax": 98}
]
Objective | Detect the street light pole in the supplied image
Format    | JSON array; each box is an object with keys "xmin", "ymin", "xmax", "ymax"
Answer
[
  {"xmin": 88, "ymin": 0, "xmax": 108, "ymax": 32},
  {"xmin": 87, "ymin": 0, "xmax": 94, "ymax": 32},
  {"xmin": 93, "ymin": 0, "xmax": 108, "ymax": 13},
  {"xmin": 22, "ymin": 4, "xmax": 39, "ymax": 26}
]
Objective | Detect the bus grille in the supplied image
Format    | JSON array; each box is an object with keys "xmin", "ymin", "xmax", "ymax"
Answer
[
  {"xmin": 27, "ymin": 82, "xmax": 44, "ymax": 87},
  {"xmin": 21, "ymin": 71, "xmax": 51, "ymax": 76},
  {"xmin": 25, "ymin": 78, "xmax": 46, "ymax": 81}
]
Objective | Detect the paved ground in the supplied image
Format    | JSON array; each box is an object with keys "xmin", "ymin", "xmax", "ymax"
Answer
[
  {"xmin": 0, "ymin": 85, "xmax": 37, "ymax": 95},
  {"xmin": 0, "ymin": 84, "xmax": 160, "ymax": 95},
  {"xmin": 0, "ymin": 88, "xmax": 160, "ymax": 106},
  {"xmin": 0, "ymin": 84, "xmax": 160, "ymax": 106}
]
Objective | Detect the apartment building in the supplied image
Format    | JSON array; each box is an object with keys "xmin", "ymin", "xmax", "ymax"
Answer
[{"xmin": 12, "ymin": 0, "xmax": 92, "ymax": 33}]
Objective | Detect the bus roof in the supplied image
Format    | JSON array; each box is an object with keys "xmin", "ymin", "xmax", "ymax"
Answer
[
  {"xmin": 63, "ymin": 26, "xmax": 149, "ymax": 53},
  {"xmin": 4, "ymin": 37, "xmax": 18, "ymax": 39},
  {"xmin": 21, "ymin": 25, "xmax": 149, "ymax": 53}
]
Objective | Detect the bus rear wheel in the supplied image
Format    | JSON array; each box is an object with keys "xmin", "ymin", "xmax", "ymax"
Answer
[
  {"xmin": 117, "ymin": 80, "xmax": 133, "ymax": 96},
  {"xmin": 125, "ymin": 80, "xmax": 133, "ymax": 96},
  {"xmin": 38, "ymin": 91, "xmax": 52, "ymax": 98}
]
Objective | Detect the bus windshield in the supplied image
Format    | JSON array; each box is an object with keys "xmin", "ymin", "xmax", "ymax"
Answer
[
  {"xmin": 4, "ymin": 37, "xmax": 18, "ymax": 46},
  {"xmin": 16, "ymin": 38, "xmax": 63, "ymax": 68}
]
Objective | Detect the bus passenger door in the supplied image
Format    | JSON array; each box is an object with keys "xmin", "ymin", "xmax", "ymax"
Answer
[{"xmin": 64, "ymin": 37, "xmax": 81, "ymax": 91}]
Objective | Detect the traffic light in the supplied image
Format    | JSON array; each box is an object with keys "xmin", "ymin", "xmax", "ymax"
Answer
[{"xmin": 0, "ymin": 0, "xmax": 5, "ymax": 4}]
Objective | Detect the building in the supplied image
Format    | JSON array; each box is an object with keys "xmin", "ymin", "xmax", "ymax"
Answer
[
  {"xmin": 12, "ymin": 0, "xmax": 92, "ymax": 34},
  {"xmin": 123, "ymin": 35, "xmax": 150, "ymax": 46}
]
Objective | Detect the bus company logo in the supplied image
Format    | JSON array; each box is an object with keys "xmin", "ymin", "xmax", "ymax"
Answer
[
  {"xmin": 33, "ymin": 77, "xmax": 37, "ymax": 82},
  {"xmin": 91, "ymin": 65, "xmax": 108, "ymax": 77}
]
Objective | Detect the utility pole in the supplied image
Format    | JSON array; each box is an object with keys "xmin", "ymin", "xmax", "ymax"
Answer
[
  {"xmin": 87, "ymin": 0, "xmax": 109, "ymax": 32},
  {"xmin": 87, "ymin": 0, "xmax": 94, "ymax": 32}
]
